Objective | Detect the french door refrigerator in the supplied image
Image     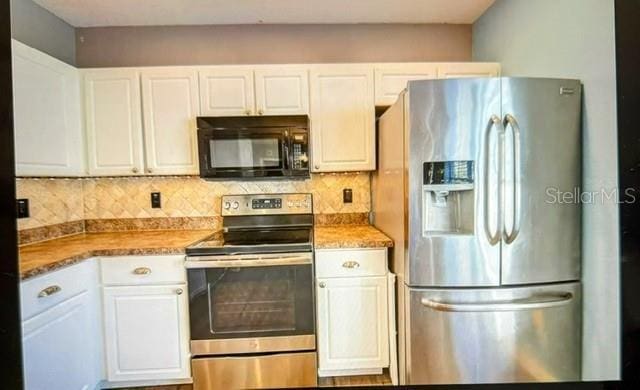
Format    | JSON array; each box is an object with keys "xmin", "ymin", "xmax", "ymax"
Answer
[{"xmin": 372, "ymin": 77, "xmax": 582, "ymax": 385}]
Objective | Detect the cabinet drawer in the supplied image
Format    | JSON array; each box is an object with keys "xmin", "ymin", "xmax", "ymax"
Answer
[
  {"xmin": 101, "ymin": 255, "xmax": 186, "ymax": 286},
  {"xmin": 315, "ymin": 249, "xmax": 387, "ymax": 278},
  {"xmin": 21, "ymin": 259, "xmax": 97, "ymax": 320}
]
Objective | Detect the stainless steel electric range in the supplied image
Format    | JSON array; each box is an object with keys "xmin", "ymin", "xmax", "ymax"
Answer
[{"xmin": 185, "ymin": 193, "xmax": 317, "ymax": 390}]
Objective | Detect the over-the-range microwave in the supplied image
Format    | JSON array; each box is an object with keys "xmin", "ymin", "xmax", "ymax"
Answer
[{"xmin": 197, "ymin": 115, "xmax": 310, "ymax": 180}]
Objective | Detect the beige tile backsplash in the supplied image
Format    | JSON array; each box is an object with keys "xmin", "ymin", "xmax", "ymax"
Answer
[{"xmin": 16, "ymin": 173, "xmax": 370, "ymax": 230}]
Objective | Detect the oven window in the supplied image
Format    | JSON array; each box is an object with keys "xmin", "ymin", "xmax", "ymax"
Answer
[
  {"xmin": 210, "ymin": 138, "xmax": 281, "ymax": 169},
  {"xmin": 188, "ymin": 264, "xmax": 314, "ymax": 340}
]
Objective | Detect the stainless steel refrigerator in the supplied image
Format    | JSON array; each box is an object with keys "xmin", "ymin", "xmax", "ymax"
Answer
[{"xmin": 372, "ymin": 77, "xmax": 582, "ymax": 385}]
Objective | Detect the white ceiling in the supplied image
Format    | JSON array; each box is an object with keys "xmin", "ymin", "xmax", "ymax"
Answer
[{"xmin": 34, "ymin": 0, "xmax": 495, "ymax": 27}]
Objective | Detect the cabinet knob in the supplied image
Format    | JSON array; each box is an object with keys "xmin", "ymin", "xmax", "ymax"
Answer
[
  {"xmin": 314, "ymin": 165, "xmax": 320, "ymax": 170},
  {"xmin": 133, "ymin": 267, "xmax": 151, "ymax": 275},
  {"xmin": 245, "ymin": 109, "xmax": 252, "ymax": 116},
  {"xmin": 319, "ymin": 282, "xmax": 326, "ymax": 288},
  {"xmin": 146, "ymin": 168, "xmax": 153, "ymax": 174},
  {"xmin": 176, "ymin": 288, "xmax": 184, "ymax": 295},
  {"xmin": 258, "ymin": 109, "xmax": 264, "ymax": 115},
  {"xmin": 38, "ymin": 285, "xmax": 62, "ymax": 298},
  {"xmin": 132, "ymin": 167, "xmax": 139, "ymax": 174}
]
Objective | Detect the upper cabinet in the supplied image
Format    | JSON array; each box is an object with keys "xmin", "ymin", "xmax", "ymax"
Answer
[
  {"xmin": 199, "ymin": 67, "xmax": 255, "ymax": 116},
  {"xmin": 310, "ymin": 65, "xmax": 375, "ymax": 172},
  {"xmin": 437, "ymin": 62, "xmax": 501, "ymax": 79},
  {"xmin": 199, "ymin": 66, "xmax": 309, "ymax": 116},
  {"xmin": 84, "ymin": 68, "xmax": 145, "ymax": 176},
  {"xmin": 254, "ymin": 66, "xmax": 309, "ymax": 115},
  {"xmin": 374, "ymin": 63, "xmax": 438, "ymax": 106},
  {"xmin": 141, "ymin": 68, "xmax": 200, "ymax": 175},
  {"xmin": 12, "ymin": 40, "xmax": 85, "ymax": 177}
]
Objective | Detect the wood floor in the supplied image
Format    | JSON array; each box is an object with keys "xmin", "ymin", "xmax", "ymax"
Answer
[{"xmin": 124, "ymin": 371, "xmax": 392, "ymax": 389}]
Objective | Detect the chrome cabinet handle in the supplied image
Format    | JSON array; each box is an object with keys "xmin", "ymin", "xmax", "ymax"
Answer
[
  {"xmin": 38, "ymin": 285, "xmax": 62, "ymax": 298},
  {"xmin": 319, "ymin": 282, "xmax": 326, "ymax": 288},
  {"xmin": 176, "ymin": 288, "xmax": 183, "ymax": 295},
  {"xmin": 421, "ymin": 293, "xmax": 573, "ymax": 312},
  {"xmin": 132, "ymin": 267, "xmax": 152, "ymax": 275},
  {"xmin": 482, "ymin": 115, "xmax": 504, "ymax": 246},
  {"xmin": 503, "ymin": 114, "xmax": 521, "ymax": 244},
  {"xmin": 342, "ymin": 261, "xmax": 360, "ymax": 269}
]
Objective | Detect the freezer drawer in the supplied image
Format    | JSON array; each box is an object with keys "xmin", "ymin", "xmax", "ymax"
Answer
[
  {"xmin": 406, "ymin": 282, "xmax": 581, "ymax": 384},
  {"xmin": 192, "ymin": 352, "xmax": 317, "ymax": 389}
]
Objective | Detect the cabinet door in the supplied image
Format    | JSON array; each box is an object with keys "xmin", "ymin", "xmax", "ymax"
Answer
[
  {"xmin": 374, "ymin": 63, "xmax": 437, "ymax": 106},
  {"xmin": 437, "ymin": 62, "xmax": 501, "ymax": 79},
  {"xmin": 84, "ymin": 69, "xmax": 145, "ymax": 176},
  {"xmin": 141, "ymin": 68, "xmax": 200, "ymax": 175},
  {"xmin": 22, "ymin": 290, "xmax": 99, "ymax": 390},
  {"xmin": 103, "ymin": 284, "xmax": 190, "ymax": 382},
  {"xmin": 12, "ymin": 40, "xmax": 85, "ymax": 177},
  {"xmin": 316, "ymin": 276, "xmax": 389, "ymax": 373},
  {"xmin": 199, "ymin": 67, "xmax": 255, "ymax": 116},
  {"xmin": 310, "ymin": 65, "xmax": 375, "ymax": 172},
  {"xmin": 254, "ymin": 66, "xmax": 309, "ymax": 115}
]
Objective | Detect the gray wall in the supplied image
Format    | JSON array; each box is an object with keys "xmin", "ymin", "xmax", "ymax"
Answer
[
  {"xmin": 10, "ymin": 0, "xmax": 76, "ymax": 65},
  {"xmin": 473, "ymin": 0, "xmax": 619, "ymax": 380},
  {"xmin": 75, "ymin": 24, "xmax": 471, "ymax": 67}
]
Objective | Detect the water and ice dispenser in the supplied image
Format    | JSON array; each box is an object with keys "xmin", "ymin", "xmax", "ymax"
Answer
[{"xmin": 422, "ymin": 161, "xmax": 474, "ymax": 235}]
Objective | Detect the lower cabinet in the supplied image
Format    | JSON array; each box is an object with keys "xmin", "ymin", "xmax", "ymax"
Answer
[
  {"xmin": 315, "ymin": 248, "xmax": 391, "ymax": 377},
  {"xmin": 102, "ymin": 284, "xmax": 190, "ymax": 382},
  {"xmin": 21, "ymin": 259, "xmax": 102, "ymax": 390}
]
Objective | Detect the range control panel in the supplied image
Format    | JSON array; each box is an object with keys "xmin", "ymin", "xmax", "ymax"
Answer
[{"xmin": 222, "ymin": 193, "xmax": 313, "ymax": 216}]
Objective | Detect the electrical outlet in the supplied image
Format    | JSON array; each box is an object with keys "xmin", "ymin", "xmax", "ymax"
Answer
[
  {"xmin": 151, "ymin": 192, "xmax": 162, "ymax": 208},
  {"xmin": 343, "ymin": 188, "xmax": 353, "ymax": 204},
  {"xmin": 16, "ymin": 199, "xmax": 30, "ymax": 218}
]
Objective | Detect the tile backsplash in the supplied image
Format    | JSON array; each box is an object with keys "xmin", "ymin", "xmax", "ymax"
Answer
[{"xmin": 16, "ymin": 173, "xmax": 370, "ymax": 230}]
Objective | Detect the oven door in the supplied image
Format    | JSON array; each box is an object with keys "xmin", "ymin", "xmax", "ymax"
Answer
[
  {"xmin": 186, "ymin": 252, "xmax": 315, "ymax": 356},
  {"xmin": 198, "ymin": 128, "xmax": 289, "ymax": 179}
]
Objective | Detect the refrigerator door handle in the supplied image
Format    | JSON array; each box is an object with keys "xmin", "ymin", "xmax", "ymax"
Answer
[
  {"xmin": 420, "ymin": 292, "xmax": 573, "ymax": 312},
  {"xmin": 503, "ymin": 114, "xmax": 522, "ymax": 244},
  {"xmin": 483, "ymin": 115, "xmax": 504, "ymax": 246}
]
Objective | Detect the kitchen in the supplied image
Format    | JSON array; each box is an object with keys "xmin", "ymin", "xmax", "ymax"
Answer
[{"xmin": 8, "ymin": 0, "xmax": 620, "ymax": 389}]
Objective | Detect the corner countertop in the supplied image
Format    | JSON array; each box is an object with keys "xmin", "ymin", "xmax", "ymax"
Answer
[
  {"xmin": 314, "ymin": 224, "xmax": 394, "ymax": 249},
  {"xmin": 18, "ymin": 230, "xmax": 215, "ymax": 280}
]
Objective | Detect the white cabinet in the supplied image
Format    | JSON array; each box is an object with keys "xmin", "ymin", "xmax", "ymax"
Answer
[
  {"xmin": 21, "ymin": 259, "xmax": 102, "ymax": 390},
  {"xmin": 315, "ymin": 248, "xmax": 390, "ymax": 376},
  {"xmin": 100, "ymin": 256, "xmax": 190, "ymax": 384},
  {"xmin": 12, "ymin": 39, "xmax": 85, "ymax": 177},
  {"xmin": 374, "ymin": 63, "xmax": 438, "ymax": 106},
  {"xmin": 437, "ymin": 62, "xmax": 501, "ymax": 79},
  {"xmin": 310, "ymin": 65, "xmax": 375, "ymax": 172},
  {"xmin": 141, "ymin": 68, "xmax": 200, "ymax": 175},
  {"xmin": 199, "ymin": 66, "xmax": 309, "ymax": 116},
  {"xmin": 84, "ymin": 69, "xmax": 145, "ymax": 176},
  {"xmin": 199, "ymin": 67, "xmax": 255, "ymax": 116},
  {"xmin": 102, "ymin": 284, "xmax": 190, "ymax": 382},
  {"xmin": 254, "ymin": 66, "xmax": 309, "ymax": 115}
]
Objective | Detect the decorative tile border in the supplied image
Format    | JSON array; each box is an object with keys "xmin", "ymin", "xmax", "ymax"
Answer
[{"xmin": 18, "ymin": 220, "xmax": 85, "ymax": 246}]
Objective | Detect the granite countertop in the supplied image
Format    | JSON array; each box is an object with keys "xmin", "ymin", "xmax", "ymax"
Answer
[
  {"xmin": 19, "ymin": 230, "xmax": 215, "ymax": 280},
  {"xmin": 314, "ymin": 224, "xmax": 393, "ymax": 249}
]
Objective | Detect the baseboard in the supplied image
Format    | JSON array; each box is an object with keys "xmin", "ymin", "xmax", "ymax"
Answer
[
  {"xmin": 318, "ymin": 367, "xmax": 383, "ymax": 377},
  {"xmin": 98, "ymin": 377, "xmax": 192, "ymax": 389}
]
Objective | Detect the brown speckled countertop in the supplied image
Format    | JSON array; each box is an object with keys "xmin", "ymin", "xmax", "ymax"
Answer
[
  {"xmin": 19, "ymin": 230, "xmax": 215, "ymax": 280},
  {"xmin": 314, "ymin": 225, "xmax": 393, "ymax": 249}
]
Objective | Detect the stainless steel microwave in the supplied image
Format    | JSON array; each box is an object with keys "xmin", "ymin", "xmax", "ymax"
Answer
[{"xmin": 196, "ymin": 116, "xmax": 310, "ymax": 180}]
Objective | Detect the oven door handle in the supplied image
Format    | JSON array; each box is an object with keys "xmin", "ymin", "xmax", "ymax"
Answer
[{"xmin": 185, "ymin": 255, "xmax": 312, "ymax": 268}]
